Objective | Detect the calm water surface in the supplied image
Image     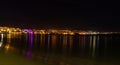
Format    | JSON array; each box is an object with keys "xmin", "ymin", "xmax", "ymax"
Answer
[{"xmin": 0, "ymin": 32, "xmax": 120, "ymax": 65}]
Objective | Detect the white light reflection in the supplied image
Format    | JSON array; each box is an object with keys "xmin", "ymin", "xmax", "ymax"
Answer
[
  {"xmin": 90, "ymin": 35, "xmax": 92, "ymax": 49},
  {"xmin": 0, "ymin": 34, "xmax": 3, "ymax": 47},
  {"xmin": 97, "ymin": 36, "xmax": 99, "ymax": 49},
  {"xmin": 63, "ymin": 35, "xmax": 67, "ymax": 49},
  {"xmin": 89, "ymin": 35, "xmax": 100, "ymax": 57},
  {"xmin": 92, "ymin": 35, "xmax": 96, "ymax": 57},
  {"xmin": 48, "ymin": 34, "xmax": 50, "ymax": 49}
]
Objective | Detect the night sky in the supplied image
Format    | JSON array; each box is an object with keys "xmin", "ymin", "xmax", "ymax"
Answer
[{"xmin": 0, "ymin": 1, "xmax": 119, "ymax": 31}]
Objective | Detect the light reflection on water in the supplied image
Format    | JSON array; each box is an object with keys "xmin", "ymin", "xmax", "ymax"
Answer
[
  {"xmin": 0, "ymin": 34, "xmax": 3, "ymax": 47},
  {"xmin": 0, "ymin": 33, "xmax": 120, "ymax": 65}
]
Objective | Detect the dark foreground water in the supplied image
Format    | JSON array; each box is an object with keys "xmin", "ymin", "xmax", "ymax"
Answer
[{"xmin": 0, "ymin": 33, "xmax": 120, "ymax": 65}]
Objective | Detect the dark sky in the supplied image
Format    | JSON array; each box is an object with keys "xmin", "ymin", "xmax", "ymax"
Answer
[{"xmin": 0, "ymin": 0, "xmax": 119, "ymax": 31}]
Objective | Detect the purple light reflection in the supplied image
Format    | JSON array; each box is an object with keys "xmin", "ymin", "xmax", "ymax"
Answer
[
  {"xmin": 27, "ymin": 51, "xmax": 31, "ymax": 59},
  {"xmin": 30, "ymin": 33, "xmax": 33, "ymax": 49},
  {"xmin": 27, "ymin": 32, "xmax": 33, "ymax": 59}
]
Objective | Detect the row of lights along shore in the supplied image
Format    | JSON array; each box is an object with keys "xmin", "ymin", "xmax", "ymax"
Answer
[{"xmin": 0, "ymin": 27, "xmax": 119, "ymax": 35}]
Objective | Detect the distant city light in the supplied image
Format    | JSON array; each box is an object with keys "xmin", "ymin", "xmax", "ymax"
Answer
[{"xmin": 0, "ymin": 26, "xmax": 119, "ymax": 35}]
